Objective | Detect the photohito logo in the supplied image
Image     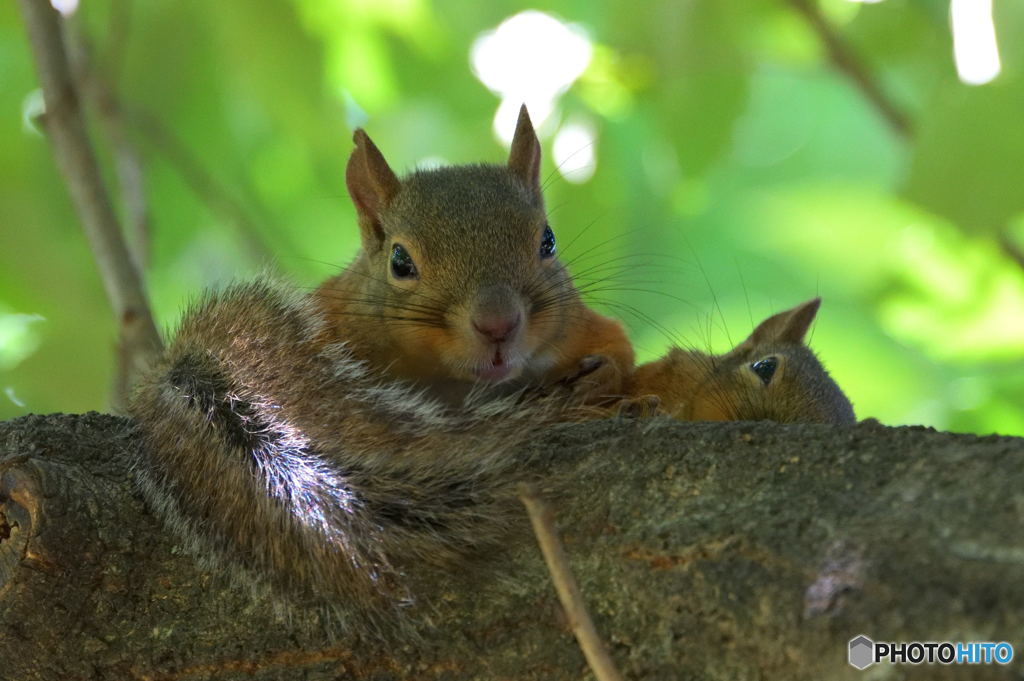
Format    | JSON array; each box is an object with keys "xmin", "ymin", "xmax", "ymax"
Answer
[{"xmin": 848, "ymin": 635, "xmax": 1013, "ymax": 669}]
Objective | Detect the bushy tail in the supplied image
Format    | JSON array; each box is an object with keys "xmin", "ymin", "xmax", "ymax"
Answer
[{"xmin": 129, "ymin": 280, "xmax": 555, "ymax": 632}]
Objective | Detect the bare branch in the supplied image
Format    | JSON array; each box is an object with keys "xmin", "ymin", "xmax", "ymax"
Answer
[
  {"xmin": 787, "ymin": 0, "xmax": 912, "ymax": 139},
  {"xmin": 998, "ymin": 229, "xmax": 1024, "ymax": 272},
  {"xmin": 131, "ymin": 109, "xmax": 277, "ymax": 265},
  {"xmin": 104, "ymin": 0, "xmax": 133, "ymax": 86},
  {"xmin": 65, "ymin": 18, "xmax": 152, "ymax": 272},
  {"xmin": 519, "ymin": 483, "xmax": 625, "ymax": 681},
  {"xmin": 788, "ymin": 0, "xmax": 1024, "ymax": 276},
  {"xmin": 17, "ymin": 0, "xmax": 162, "ymax": 408}
]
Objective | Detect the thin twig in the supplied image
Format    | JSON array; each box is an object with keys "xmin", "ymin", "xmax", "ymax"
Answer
[
  {"xmin": 17, "ymin": 0, "xmax": 162, "ymax": 410},
  {"xmin": 998, "ymin": 229, "xmax": 1024, "ymax": 272},
  {"xmin": 65, "ymin": 18, "xmax": 152, "ymax": 272},
  {"xmin": 787, "ymin": 0, "xmax": 912, "ymax": 139},
  {"xmin": 104, "ymin": 0, "xmax": 133, "ymax": 86},
  {"xmin": 130, "ymin": 109, "xmax": 277, "ymax": 265},
  {"xmin": 789, "ymin": 0, "xmax": 1024, "ymax": 276},
  {"xmin": 518, "ymin": 483, "xmax": 626, "ymax": 681}
]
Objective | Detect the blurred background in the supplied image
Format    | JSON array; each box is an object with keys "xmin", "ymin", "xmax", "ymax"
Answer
[{"xmin": 1, "ymin": 0, "xmax": 1022, "ymax": 434}]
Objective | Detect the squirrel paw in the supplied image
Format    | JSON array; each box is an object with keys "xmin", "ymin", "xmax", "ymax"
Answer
[
  {"xmin": 561, "ymin": 354, "xmax": 624, "ymax": 405},
  {"xmin": 616, "ymin": 394, "xmax": 661, "ymax": 419}
]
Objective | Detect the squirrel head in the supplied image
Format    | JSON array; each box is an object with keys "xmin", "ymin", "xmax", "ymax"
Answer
[
  {"xmin": 638, "ymin": 299, "xmax": 855, "ymax": 424},
  {"xmin": 342, "ymin": 106, "xmax": 576, "ymax": 384}
]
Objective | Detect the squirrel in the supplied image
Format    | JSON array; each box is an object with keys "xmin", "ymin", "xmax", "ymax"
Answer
[
  {"xmin": 127, "ymin": 107, "xmax": 629, "ymax": 633},
  {"xmin": 129, "ymin": 279, "xmax": 571, "ymax": 632},
  {"xmin": 623, "ymin": 298, "xmax": 855, "ymax": 424},
  {"xmin": 314, "ymin": 105, "xmax": 633, "ymax": 404}
]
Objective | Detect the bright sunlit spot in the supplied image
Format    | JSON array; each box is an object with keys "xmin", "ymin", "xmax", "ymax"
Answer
[
  {"xmin": 415, "ymin": 155, "xmax": 447, "ymax": 171},
  {"xmin": 471, "ymin": 10, "xmax": 593, "ymax": 143},
  {"xmin": 4, "ymin": 387, "xmax": 25, "ymax": 408},
  {"xmin": 21, "ymin": 90, "xmax": 44, "ymax": 136},
  {"xmin": 251, "ymin": 407, "xmax": 361, "ymax": 548},
  {"xmin": 0, "ymin": 312, "xmax": 45, "ymax": 371},
  {"xmin": 552, "ymin": 121, "xmax": 596, "ymax": 183},
  {"xmin": 845, "ymin": 0, "xmax": 884, "ymax": 4},
  {"xmin": 48, "ymin": 0, "xmax": 79, "ymax": 16},
  {"xmin": 950, "ymin": 0, "xmax": 1001, "ymax": 86}
]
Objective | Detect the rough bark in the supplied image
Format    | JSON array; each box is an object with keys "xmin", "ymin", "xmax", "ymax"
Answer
[{"xmin": 1, "ymin": 412, "xmax": 1021, "ymax": 680}]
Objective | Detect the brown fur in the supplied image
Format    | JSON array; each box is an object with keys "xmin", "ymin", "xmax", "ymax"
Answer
[
  {"xmin": 129, "ymin": 280, "xmax": 570, "ymax": 635},
  {"xmin": 128, "ymin": 107, "xmax": 637, "ymax": 637},
  {"xmin": 626, "ymin": 299, "xmax": 855, "ymax": 424},
  {"xmin": 316, "ymin": 105, "xmax": 633, "ymax": 405}
]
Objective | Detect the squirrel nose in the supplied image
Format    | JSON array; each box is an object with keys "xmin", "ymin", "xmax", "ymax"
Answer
[{"xmin": 472, "ymin": 313, "xmax": 521, "ymax": 343}]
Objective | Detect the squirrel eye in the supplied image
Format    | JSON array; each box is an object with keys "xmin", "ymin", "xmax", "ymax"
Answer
[
  {"xmin": 390, "ymin": 244, "xmax": 418, "ymax": 280},
  {"xmin": 750, "ymin": 356, "xmax": 778, "ymax": 385},
  {"xmin": 540, "ymin": 224, "xmax": 556, "ymax": 259}
]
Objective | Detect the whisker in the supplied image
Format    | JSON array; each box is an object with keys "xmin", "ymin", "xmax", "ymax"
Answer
[
  {"xmin": 583, "ymin": 297, "xmax": 684, "ymax": 348},
  {"xmin": 316, "ymin": 292, "xmax": 449, "ymax": 318},
  {"xmin": 552, "ymin": 215, "xmax": 611, "ymax": 264}
]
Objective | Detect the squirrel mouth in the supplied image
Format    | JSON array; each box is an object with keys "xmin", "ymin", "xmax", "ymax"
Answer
[{"xmin": 473, "ymin": 349, "xmax": 515, "ymax": 382}]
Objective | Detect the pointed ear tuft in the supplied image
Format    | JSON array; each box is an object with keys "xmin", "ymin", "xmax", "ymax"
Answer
[
  {"xmin": 748, "ymin": 297, "xmax": 822, "ymax": 346},
  {"xmin": 507, "ymin": 104, "xmax": 542, "ymax": 195},
  {"xmin": 346, "ymin": 129, "xmax": 401, "ymax": 249}
]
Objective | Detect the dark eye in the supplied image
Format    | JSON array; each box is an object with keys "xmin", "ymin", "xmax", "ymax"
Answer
[
  {"xmin": 750, "ymin": 356, "xmax": 778, "ymax": 385},
  {"xmin": 540, "ymin": 224, "xmax": 556, "ymax": 259},
  {"xmin": 390, "ymin": 244, "xmax": 418, "ymax": 280}
]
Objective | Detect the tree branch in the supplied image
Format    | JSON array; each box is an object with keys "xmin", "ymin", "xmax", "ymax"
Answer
[
  {"xmin": 131, "ymin": 109, "xmax": 277, "ymax": 266},
  {"xmin": 998, "ymin": 229, "xmax": 1024, "ymax": 273},
  {"xmin": 3, "ymin": 413, "xmax": 1023, "ymax": 679},
  {"xmin": 17, "ymin": 0, "xmax": 162, "ymax": 408},
  {"xmin": 787, "ymin": 0, "xmax": 912, "ymax": 139},
  {"xmin": 65, "ymin": 21, "xmax": 152, "ymax": 273},
  {"xmin": 788, "ymin": 0, "xmax": 1024, "ymax": 278}
]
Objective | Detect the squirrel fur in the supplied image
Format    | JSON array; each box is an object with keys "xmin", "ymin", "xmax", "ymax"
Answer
[
  {"xmin": 315, "ymin": 105, "xmax": 633, "ymax": 404},
  {"xmin": 129, "ymin": 279, "xmax": 568, "ymax": 632},
  {"xmin": 129, "ymin": 107, "xmax": 636, "ymax": 631},
  {"xmin": 625, "ymin": 298, "xmax": 855, "ymax": 424}
]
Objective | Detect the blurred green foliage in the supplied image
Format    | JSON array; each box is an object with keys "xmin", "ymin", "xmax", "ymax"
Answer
[{"xmin": 1, "ymin": 0, "xmax": 1022, "ymax": 434}]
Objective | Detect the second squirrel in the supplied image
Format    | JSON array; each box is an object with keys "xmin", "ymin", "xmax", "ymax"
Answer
[
  {"xmin": 315, "ymin": 106, "xmax": 633, "ymax": 404},
  {"xmin": 625, "ymin": 298, "xmax": 855, "ymax": 424}
]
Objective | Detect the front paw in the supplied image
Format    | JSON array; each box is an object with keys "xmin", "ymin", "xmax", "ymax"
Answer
[{"xmin": 560, "ymin": 354, "xmax": 625, "ymax": 405}]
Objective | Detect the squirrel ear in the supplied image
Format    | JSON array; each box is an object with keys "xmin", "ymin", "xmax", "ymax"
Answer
[
  {"xmin": 746, "ymin": 298, "xmax": 822, "ymax": 346},
  {"xmin": 507, "ymin": 104, "xmax": 542, "ymax": 194},
  {"xmin": 346, "ymin": 129, "xmax": 401, "ymax": 249}
]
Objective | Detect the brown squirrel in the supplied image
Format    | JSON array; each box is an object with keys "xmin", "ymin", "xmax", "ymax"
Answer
[
  {"xmin": 127, "ymin": 108, "xmax": 629, "ymax": 633},
  {"xmin": 315, "ymin": 105, "xmax": 633, "ymax": 403},
  {"xmin": 625, "ymin": 298, "xmax": 855, "ymax": 424},
  {"xmin": 129, "ymin": 279, "xmax": 568, "ymax": 632}
]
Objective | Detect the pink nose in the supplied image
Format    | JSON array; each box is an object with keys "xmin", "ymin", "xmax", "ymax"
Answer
[{"xmin": 472, "ymin": 314, "xmax": 520, "ymax": 343}]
